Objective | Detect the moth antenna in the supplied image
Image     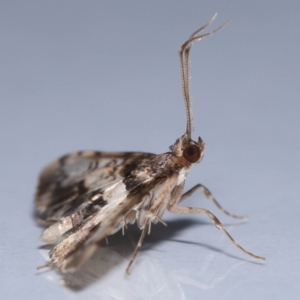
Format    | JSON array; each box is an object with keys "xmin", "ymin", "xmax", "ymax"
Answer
[{"xmin": 179, "ymin": 13, "xmax": 229, "ymax": 138}]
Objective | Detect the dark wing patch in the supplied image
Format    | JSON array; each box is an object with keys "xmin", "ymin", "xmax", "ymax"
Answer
[{"xmin": 35, "ymin": 151, "xmax": 155, "ymax": 222}]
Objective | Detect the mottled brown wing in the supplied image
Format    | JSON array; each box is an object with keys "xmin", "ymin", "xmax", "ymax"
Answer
[
  {"xmin": 35, "ymin": 150, "xmax": 155, "ymax": 223},
  {"xmin": 47, "ymin": 158, "xmax": 181, "ymax": 273}
]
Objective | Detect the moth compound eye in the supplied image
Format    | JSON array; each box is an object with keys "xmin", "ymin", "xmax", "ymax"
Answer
[{"xmin": 183, "ymin": 145, "xmax": 201, "ymax": 163}]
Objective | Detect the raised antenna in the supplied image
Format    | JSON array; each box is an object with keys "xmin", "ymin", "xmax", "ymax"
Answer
[{"xmin": 179, "ymin": 13, "xmax": 229, "ymax": 138}]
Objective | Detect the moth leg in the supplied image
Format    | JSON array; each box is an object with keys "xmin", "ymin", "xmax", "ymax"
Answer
[
  {"xmin": 179, "ymin": 184, "xmax": 247, "ymax": 220},
  {"xmin": 126, "ymin": 223, "xmax": 149, "ymax": 275},
  {"xmin": 168, "ymin": 205, "xmax": 265, "ymax": 261},
  {"xmin": 37, "ymin": 262, "xmax": 54, "ymax": 271}
]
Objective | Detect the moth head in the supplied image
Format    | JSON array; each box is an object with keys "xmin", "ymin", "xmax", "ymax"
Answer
[{"xmin": 170, "ymin": 133, "xmax": 205, "ymax": 164}]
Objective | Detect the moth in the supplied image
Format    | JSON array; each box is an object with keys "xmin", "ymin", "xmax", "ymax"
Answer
[{"xmin": 35, "ymin": 14, "xmax": 265, "ymax": 275}]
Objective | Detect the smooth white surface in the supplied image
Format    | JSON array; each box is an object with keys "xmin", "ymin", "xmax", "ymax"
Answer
[{"xmin": 1, "ymin": 1, "xmax": 299, "ymax": 299}]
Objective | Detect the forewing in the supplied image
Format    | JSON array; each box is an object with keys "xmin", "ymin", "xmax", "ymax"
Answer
[
  {"xmin": 35, "ymin": 150, "xmax": 155, "ymax": 222},
  {"xmin": 36, "ymin": 151, "xmax": 185, "ymax": 272},
  {"xmin": 49, "ymin": 169, "xmax": 179, "ymax": 272}
]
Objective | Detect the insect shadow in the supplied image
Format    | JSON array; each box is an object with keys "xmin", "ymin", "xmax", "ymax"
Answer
[{"xmin": 37, "ymin": 217, "xmax": 251, "ymax": 291}]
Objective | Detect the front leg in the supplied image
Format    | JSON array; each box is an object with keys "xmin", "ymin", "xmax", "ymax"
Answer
[
  {"xmin": 179, "ymin": 183, "xmax": 247, "ymax": 220},
  {"xmin": 168, "ymin": 204, "xmax": 265, "ymax": 261}
]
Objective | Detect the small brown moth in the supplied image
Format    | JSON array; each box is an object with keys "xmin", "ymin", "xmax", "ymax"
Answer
[{"xmin": 35, "ymin": 14, "xmax": 265, "ymax": 275}]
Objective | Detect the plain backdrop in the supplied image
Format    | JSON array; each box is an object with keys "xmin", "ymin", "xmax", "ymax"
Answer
[{"xmin": 1, "ymin": 1, "xmax": 299, "ymax": 299}]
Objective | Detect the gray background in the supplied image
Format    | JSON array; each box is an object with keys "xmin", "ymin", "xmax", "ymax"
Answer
[{"xmin": 1, "ymin": 1, "xmax": 299, "ymax": 299}]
